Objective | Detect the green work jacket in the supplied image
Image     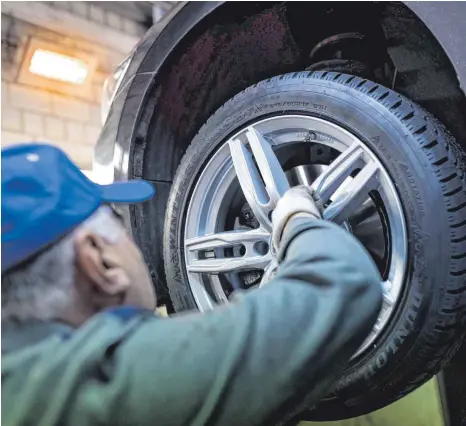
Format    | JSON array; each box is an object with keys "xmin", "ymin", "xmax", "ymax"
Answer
[{"xmin": 2, "ymin": 218, "xmax": 382, "ymax": 425}]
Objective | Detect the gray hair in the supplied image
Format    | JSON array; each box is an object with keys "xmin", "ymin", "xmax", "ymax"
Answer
[{"xmin": 2, "ymin": 207, "xmax": 125, "ymax": 322}]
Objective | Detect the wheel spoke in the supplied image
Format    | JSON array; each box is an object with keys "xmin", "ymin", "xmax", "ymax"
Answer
[
  {"xmin": 229, "ymin": 139, "xmax": 271, "ymax": 229},
  {"xmin": 187, "ymin": 255, "xmax": 272, "ymax": 274},
  {"xmin": 229, "ymin": 127, "xmax": 289, "ymax": 230},
  {"xmin": 372, "ymin": 318, "xmax": 383, "ymax": 332},
  {"xmin": 185, "ymin": 229, "xmax": 269, "ymax": 251},
  {"xmin": 311, "ymin": 143, "xmax": 365, "ymax": 202},
  {"xmin": 294, "ymin": 165, "xmax": 313, "ymax": 186},
  {"xmin": 383, "ymin": 291, "xmax": 395, "ymax": 306},
  {"xmin": 322, "ymin": 162, "xmax": 379, "ymax": 224},
  {"xmin": 245, "ymin": 127, "xmax": 290, "ymax": 203},
  {"xmin": 259, "ymin": 259, "xmax": 279, "ymax": 287},
  {"xmin": 372, "ymin": 281, "xmax": 393, "ymax": 333},
  {"xmin": 182, "ymin": 114, "xmax": 407, "ymax": 356},
  {"xmin": 381, "ymin": 280, "xmax": 395, "ymax": 306},
  {"xmin": 185, "ymin": 229, "xmax": 272, "ymax": 274}
]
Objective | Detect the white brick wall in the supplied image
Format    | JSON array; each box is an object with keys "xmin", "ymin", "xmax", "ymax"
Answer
[
  {"xmin": 106, "ymin": 11, "xmax": 122, "ymax": 30},
  {"xmin": 23, "ymin": 112, "xmax": 44, "ymax": 137},
  {"xmin": 2, "ymin": 109, "xmax": 22, "ymax": 132},
  {"xmin": 10, "ymin": 84, "xmax": 52, "ymax": 114},
  {"xmin": 1, "ymin": 2, "xmax": 150, "ymax": 169},
  {"xmin": 2, "ymin": 82, "xmax": 9, "ymax": 105},
  {"xmin": 122, "ymin": 18, "xmax": 143, "ymax": 37},
  {"xmin": 70, "ymin": 1, "xmax": 88, "ymax": 18},
  {"xmin": 89, "ymin": 104, "xmax": 102, "ymax": 126},
  {"xmin": 52, "ymin": 95, "xmax": 91, "ymax": 123},
  {"xmin": 89, "ymin": 5, "xmax": 105, "ymax": 24},
  {"xmin": 2, "ymin": 78, "xmax": 103, "ymax": 168},
  {"xmin": 2, "ymin": 131, "xmax": 34, "ymax": 145},
  {"xmin": 85, "ymin": 125, "xmax": 102, "ymax": 145},
  {"xmin": 45, "ymin": 116, "xmax": 66, "ymax": 141},
  {"xmin": 65, "ymin": 121, "xmax": 85, "ymax": 142}
]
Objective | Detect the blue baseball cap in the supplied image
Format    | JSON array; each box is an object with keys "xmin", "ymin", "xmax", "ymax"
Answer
[{"xmin": 2, "ymin": 143, "xmax": 155, "ymax": 273}]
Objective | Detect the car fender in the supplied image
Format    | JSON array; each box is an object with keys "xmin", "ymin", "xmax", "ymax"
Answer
[
  {"xmin": 95, "ymin": 1, "xmax": 466, "ymax": 185},
  {"xmin": 92, "ymin": 1, "xmax": 466, "ymax": 302}
]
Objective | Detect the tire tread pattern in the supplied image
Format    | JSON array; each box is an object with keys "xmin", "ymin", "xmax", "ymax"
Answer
[{"xmin": 164, "ymin": 71, "xmax": 466, "ymax": 414}]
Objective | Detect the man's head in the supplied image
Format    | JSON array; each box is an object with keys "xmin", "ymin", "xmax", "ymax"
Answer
[{"xmin": 2, "ymin": 144, "xmax": 156, "ymax": 325}]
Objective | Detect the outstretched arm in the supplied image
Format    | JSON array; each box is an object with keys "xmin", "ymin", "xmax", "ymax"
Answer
[
  {"xmin": 102, "ymin": 216, "xmax": 382, "ymax": 426},
  {"xmin": 54, "ymin": 187, "xmax": 382, "ymax": 426}
]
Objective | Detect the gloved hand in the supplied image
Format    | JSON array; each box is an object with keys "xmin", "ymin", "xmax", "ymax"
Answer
[{"xmin": 271, "ymin": 185, "xmax": 322, "ymax": 252}]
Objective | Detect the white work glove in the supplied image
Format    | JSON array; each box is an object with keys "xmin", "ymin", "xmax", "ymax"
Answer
[{"xmin": 271, "ymin": 185, "xmax": 322, "ymax": 252}]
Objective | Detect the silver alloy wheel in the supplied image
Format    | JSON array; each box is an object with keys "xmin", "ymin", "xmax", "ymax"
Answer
[{"xmin": 184, "ymin": 115, "xmax": 407, "ymax": 356}]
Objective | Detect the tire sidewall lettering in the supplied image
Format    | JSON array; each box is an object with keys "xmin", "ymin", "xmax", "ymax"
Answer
[{"xmin": 164, "ymin": 77, "xmax": 459, "ymax": 417}]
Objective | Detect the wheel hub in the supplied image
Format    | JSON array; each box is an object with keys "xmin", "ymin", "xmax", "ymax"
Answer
[{"xmin": 183, "ymin": 115, "xmax": 407, "ymax": 357}]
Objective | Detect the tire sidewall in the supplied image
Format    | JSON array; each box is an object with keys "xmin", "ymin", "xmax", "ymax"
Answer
[{"xmin": 164, "ymin": 77, "xmax": 451, "ymax": 414}]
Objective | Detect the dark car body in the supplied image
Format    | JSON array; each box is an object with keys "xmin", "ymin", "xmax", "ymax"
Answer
[{"xmin": 94, "ymin": 1, "xmax": 466, "ymax": 301}]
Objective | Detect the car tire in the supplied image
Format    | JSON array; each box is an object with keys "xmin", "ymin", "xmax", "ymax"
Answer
[{"xmin": 164, "ymin": 71, "xmax": 466, "ymax": 419}]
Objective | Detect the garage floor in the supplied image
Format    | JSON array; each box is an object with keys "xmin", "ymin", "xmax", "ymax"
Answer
[{"xmin": 302, "ymin": 378, "xmax": 444, "ymax": 426}]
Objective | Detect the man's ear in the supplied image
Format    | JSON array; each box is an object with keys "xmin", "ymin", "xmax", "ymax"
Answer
[{"xmin": 74, "ymin": 230, "xmax": 130, "ymax": 299}]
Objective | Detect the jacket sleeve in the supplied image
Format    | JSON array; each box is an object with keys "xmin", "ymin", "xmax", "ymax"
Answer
[{"xmin": 71, "ymin": 218, "xmax": 383, "ymax": 426}]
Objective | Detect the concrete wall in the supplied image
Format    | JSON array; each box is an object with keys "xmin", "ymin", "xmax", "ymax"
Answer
[{"xmin": 1, "ymin": 1, "xmax": 148, "ymax": 170}]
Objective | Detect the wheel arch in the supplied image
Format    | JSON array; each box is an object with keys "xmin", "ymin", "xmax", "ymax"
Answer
[
  {"xmin": 94, "ymin": 1, "xmax": 466, "ymax": 305},
  {"xmin": 98, "ymin": 1, "xmax": 466, "ymax": 182}
]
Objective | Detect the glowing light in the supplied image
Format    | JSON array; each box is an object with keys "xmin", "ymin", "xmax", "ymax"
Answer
[{"xmin": 29, "ymin": 49, "xmax": 89, "ymax": 85}]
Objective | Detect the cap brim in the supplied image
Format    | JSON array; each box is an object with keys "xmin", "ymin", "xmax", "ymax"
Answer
[{"xmin": 99, "ymin": 180, "xmax": 155, "ymax": 203}]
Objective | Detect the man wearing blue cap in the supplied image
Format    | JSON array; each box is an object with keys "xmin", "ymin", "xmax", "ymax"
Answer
[{"xmin": 2, "ymin": 143, "xmax": 382, "ymax": 425}]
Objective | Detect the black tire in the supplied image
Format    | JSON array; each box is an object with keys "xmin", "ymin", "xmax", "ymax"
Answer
[{"xmin": 164, "ymin": 71, "xmax": 466, "ymax": 419}]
